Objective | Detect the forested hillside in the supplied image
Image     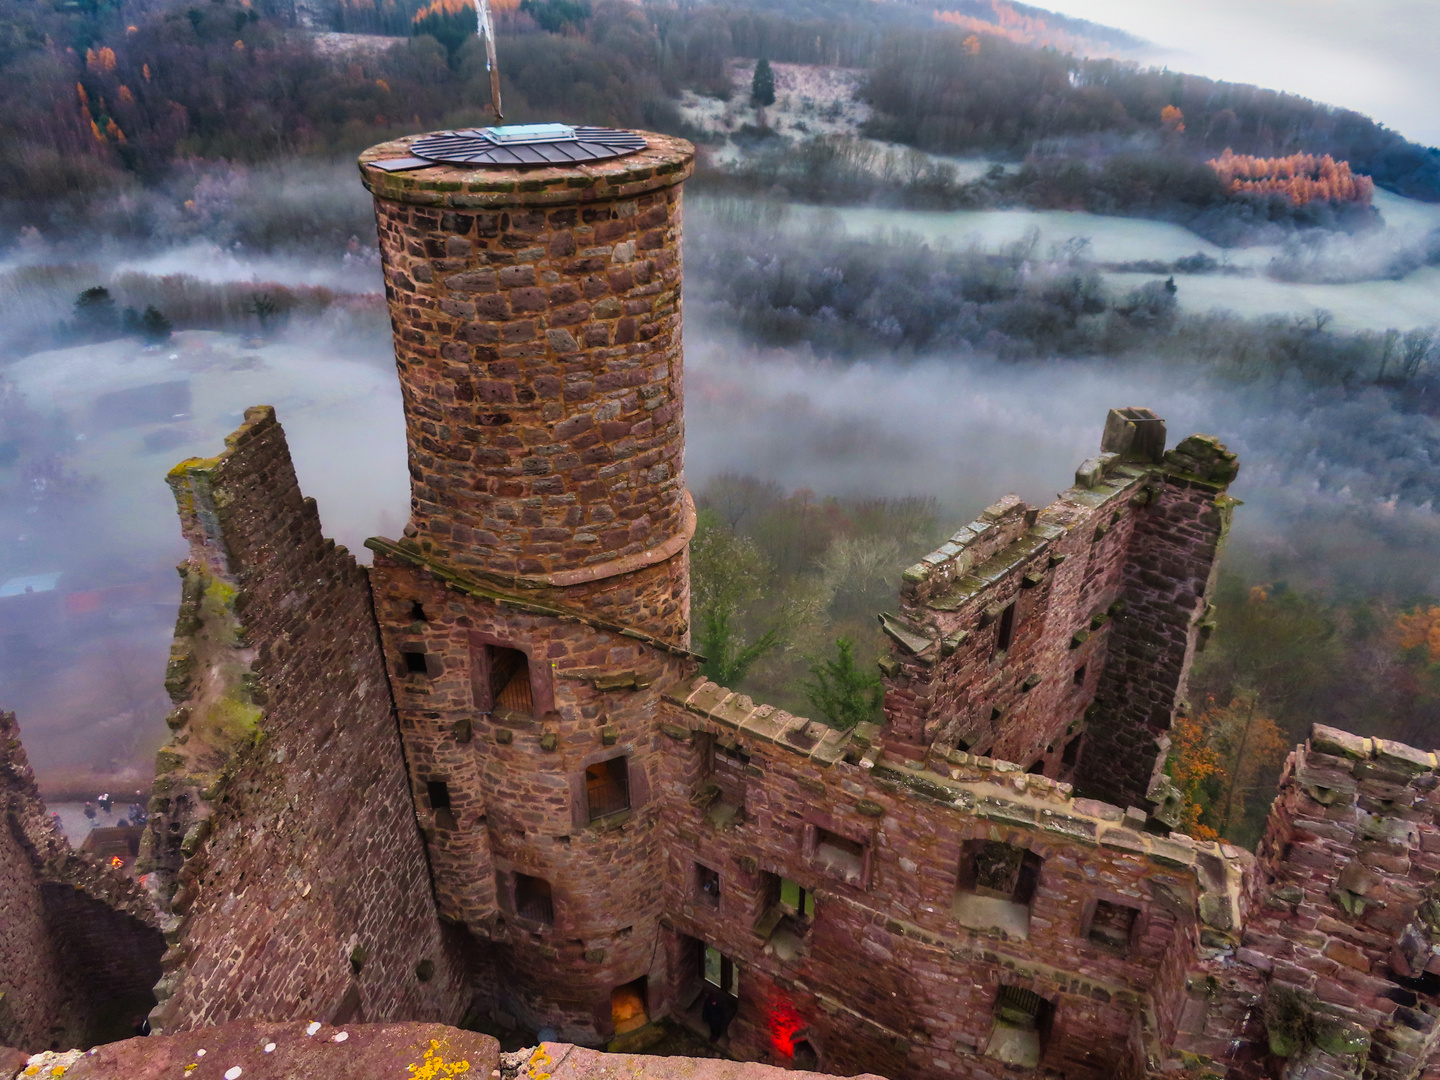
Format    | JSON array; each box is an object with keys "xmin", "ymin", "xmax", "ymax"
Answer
[{"xmin": 2, "ymin": 0, "xmax": 1437, "ymax": 228}]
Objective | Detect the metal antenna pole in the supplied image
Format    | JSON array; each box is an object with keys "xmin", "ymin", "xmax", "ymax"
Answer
[{"xmin": 473, "ymin": 0, "xmax": 503, "ymax": 123}]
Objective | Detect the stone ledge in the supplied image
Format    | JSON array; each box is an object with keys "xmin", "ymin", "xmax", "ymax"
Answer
[
  {"xmin": 524, "ymin": 1042, "xmax": 887, "ymax": 1079},
  {"xmin": 16, "ymin": 1021, "xmax": 498, "ymax": 1080}
]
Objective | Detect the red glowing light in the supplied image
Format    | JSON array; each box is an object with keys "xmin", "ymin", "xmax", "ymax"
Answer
[{"xmin": 767, "ymin": 999, "xmax": 806, "ymax": 1056}]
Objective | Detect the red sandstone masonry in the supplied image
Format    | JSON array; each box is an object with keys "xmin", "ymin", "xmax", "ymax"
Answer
[
  {"xmin": 359, "ymin": 132, "xmax": 697, "ymax": 1044},
  {"xmin": 0, "ymin": 710, "xmax": 161, "ymax": 1051},
  {"xmin": 146, "ymin": 407, "xmax": 468, "ymax": 1034}
]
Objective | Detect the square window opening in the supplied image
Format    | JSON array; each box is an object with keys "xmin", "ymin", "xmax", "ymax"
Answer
[
  {"xmin": 1088, "ymin": 899, "xmax": 1138, "ymax": 951},
  {"xmin": 954, "ymin": 840, "xmax": 1041, "ymax": 939},
  {"xmin": 403, "ymin": 651, "xmax": 428, "ymax": 674},
  {"xmin": 586, "ymin": 757, "xmax": 630, "ymax": 822},
  {"xmin": 812, "ymin": 826, "xmax": 866, "ymax": 885},
  {"xmin": 1073, "ymin": 664, "xmax": 1086, "ymax": 686},
  {"xmin": 409, "ymin": 600, "xmax": 427, "ymax": 622},
  {"xmin": 754, "ymin": 875, "xmax": 813, "ymax": 963},
  {"xmin": 514, "ymin": 872, "xmax": 554, "ymax": 925},
  {"xmin": 995, "ymin": 602, "xmax": 1017, "ymax": 655},
  {"xmin": 695, "ymin": 863, "xmax": 721, "ymax": 907}
]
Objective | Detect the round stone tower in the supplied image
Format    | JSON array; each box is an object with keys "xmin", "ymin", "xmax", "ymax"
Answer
[{"xmin": 358, "ymin": 129, "xmax": 696, "ymax": 1042}]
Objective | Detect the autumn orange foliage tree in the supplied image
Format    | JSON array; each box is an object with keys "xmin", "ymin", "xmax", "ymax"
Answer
[
  {"xmin": 1168, "ymin": 690, "xmax": 1288, "ymax": 844},
  {"xmin": 1208, "ymin": 149, "xmax": 1375, "ymax": 207},
  {"xmin": 1396, "ymin": 606, "xmax": 1440, "ymax": 663}
]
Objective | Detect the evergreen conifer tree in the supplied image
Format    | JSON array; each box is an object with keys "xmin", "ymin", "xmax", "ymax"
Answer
[{"xmin": 751, "ymin": 57, "xmax": 776, "ymax": 107}]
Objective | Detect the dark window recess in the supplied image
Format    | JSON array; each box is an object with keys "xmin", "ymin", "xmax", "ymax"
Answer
[
  {"xmin": 1026, "ymin": 760, "xmax": 1046, "ymax": 775},
  {"xmin": 490, "ymin": 646, "xmax": 533, "ymax": 714},
  {"xmin": 403, "ymin": 651, "xmax": 428, "ymax": 674},
  {"xmin": 426, "ymin": 780, "xmax": 456, "ymax": 830},
  {"xmin": 1061, "ymin": 737, "xmax": 1082, "ymax": 767},
  {"xmin": 814, "ymin": 827, "xmax": 866, "ymax": 884},
  {"xmin": 696, "ymin": 863, "xmax": 721, "ymax": 906},
  {"xmin": 962, "ymin": 841, "xmax": 1041, "ymax": 905},
  {"xmin": 996, "ymin": 602, "xmax": 1017, "ymax": 654},
  {"xmin": 409, "ymin": 601, "xmax": 427, "ymax": 622},
  {"xmin": 1073, "ymin": 664, "xmax": 1086, "ymax": 686},
  {"xmin": 792, "ymin": 1041, "xmax": 819, "ymax": 1071},
  {"xmin": 515, "ymin": 873, "xmax": 554, "ymax": 925},
  {"xmin": 995, "ymin": 984, "xmax": 1049, "ymax": 1028},
  {"xmin": 1088, "ymin": 900, "xmax": 1138, "ymax": 950},
  {"xmin": 586, "ymin": 757, "xmax": 631, "ymax": 821}
]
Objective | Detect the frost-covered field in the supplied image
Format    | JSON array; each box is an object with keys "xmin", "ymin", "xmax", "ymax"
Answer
[{"xmin": 787, "ymin": 188, "xmax": 1440, "ymax": 331}]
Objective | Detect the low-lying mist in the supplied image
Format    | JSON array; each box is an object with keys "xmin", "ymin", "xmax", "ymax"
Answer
[{"xmin": 5, "ymin": 173, "xmax": 1440, "ymax": 798}]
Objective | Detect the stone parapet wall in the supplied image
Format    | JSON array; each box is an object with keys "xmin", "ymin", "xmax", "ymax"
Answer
[{"xmin": 145, "ymin": 407, "xmax": 467, "ymax": 1033}]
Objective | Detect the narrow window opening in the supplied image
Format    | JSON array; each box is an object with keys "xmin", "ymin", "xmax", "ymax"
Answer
[
  {"xmin": 426, "ymin": 780, "xmax": 456, "ymax": 830},
  {"xmin": 409, "ymin": 600, "xmax": 427, "ymax": 622},
  {"xmin": 611, "ymin": 977, "xmax": 648, "ymax": 1035},
  {"xmin": 995, "ymin": 602, "xmax": 1017, "ymax": 655},
  {"xmin": 1073, "ymin": 664, "xmax": 1086, "ymax": 686},
  {"xmin": 489, "ymin": 646, "xmax": 533, "ymax": 715},
  {"xmin": 514, "ymin": 873, "xmax": 554, "ymax": 925},
  {"xmin": 986, "ymin": 985, "xmax": 1051, "ymax": 1068},
  {"xmin": 403, "ymin": 650, "xmax": 428, "ymax": 674},
  {"xmin": 1088, "ymin": 899, "xmax": 1138, "ymax": 951},
  {"xmin": 813, "ymin": 826, "xmax": 867, "ymax": 885},
  {"xmin": 586, "ymin": 757, "xmax": 630, "ymax": 821},
  {"xmin": 702, "ymin": 944, "xmax": 737, "ymax": 995},
  {"xmin": 695, "ymin": 863, "xmax": 721, "ymax": 907},
  {"xmin": 1062, "ymin": 736, "xmax": 1082, "ymax": 767},
  {"xmin": 1026, "ymin": 760, "xmax": 1046, "ymax": 775}
]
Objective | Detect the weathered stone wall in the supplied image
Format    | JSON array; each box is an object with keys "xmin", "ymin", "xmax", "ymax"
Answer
[
  {"xmin": 145, "ymin": 407, "xmax": 468, "ymax": 1033},
  {"xmin": 357, "ymin": 131, "xmax": 694, "ymax": 633},
  {"xmin": 0, "ymin": 710, "xmax": 162, "ymax": 1051},
  {"xmin": 1216, "ymin": 726, "xmax": 1440, "ymax": 1080},
  {"xmin": 880, "ymin": 411, "xmax": 1236, "ymax": 819},
  {"xmin": 1077, "ymin": 434, "xmax": 1238, "ymax": 811},
  {"xmin": 650, "ymin": 678, "xmax": 1250, "ymax": 1080}
]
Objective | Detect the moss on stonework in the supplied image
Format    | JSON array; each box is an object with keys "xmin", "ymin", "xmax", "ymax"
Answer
[{"xmin": 1263, "ymin": 983, "xmax": 1369, "ymax": 1060}]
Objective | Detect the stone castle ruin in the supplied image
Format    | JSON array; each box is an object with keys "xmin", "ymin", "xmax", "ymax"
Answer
[{"xmin": 2, "ymin": 128, "xmax": 1439, "ymax": 1080}]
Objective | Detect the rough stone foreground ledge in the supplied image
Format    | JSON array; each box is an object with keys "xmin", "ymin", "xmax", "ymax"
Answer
[{"xmin": 3, "ymin": 1027, "xmax": 884, "ymax": 1080}]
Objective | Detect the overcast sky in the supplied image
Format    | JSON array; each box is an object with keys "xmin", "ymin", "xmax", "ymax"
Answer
[{"xmin": 1038, "ymin": 0, "xmax": 1440, "ymax": 147}]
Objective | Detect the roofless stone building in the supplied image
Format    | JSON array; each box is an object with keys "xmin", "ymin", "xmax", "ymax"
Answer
[{"xmin": 3, "ymin": 126, "xmax": 1439, "ymax": 1080}]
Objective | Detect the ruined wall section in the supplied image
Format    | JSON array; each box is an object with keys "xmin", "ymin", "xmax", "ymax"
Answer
[
  {"xmin": 145, "ymin": 407, "xmax": 467, "ymax": 1033},
  {"xmin": 0, "ymin": 710, "xmax": 161, "ymax": 1051},
  {"xmin": 881, "ymin": 456, "xmax": 1155, "ymax": 775},
  {"xmin": 651, "ymin": 678, "xmax": 1248, "ymax": 1080},
  {"xmin": 1075, "ymin": 435, "xmax": 1237, "ymax": 811},
  {"xmin": 1215, "ymin": 726, "xmax": 1440, "ymax": 1080}
]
